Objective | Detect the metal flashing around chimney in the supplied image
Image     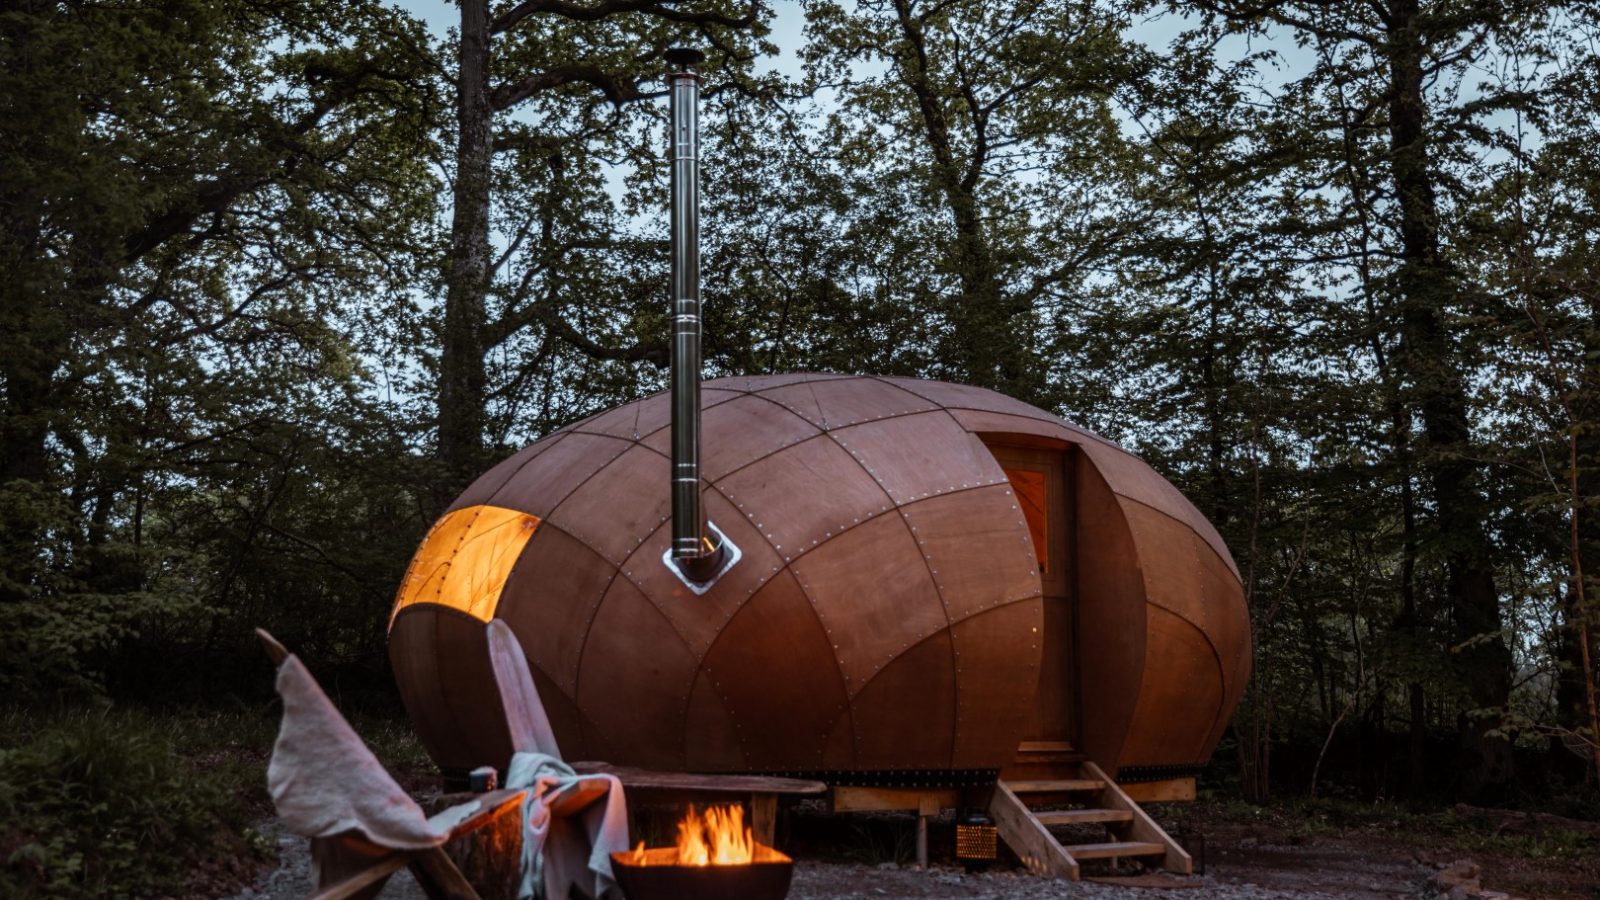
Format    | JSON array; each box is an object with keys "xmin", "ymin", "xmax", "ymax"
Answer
[{"xmin": 662, "ymin": 519, "xmax": 742, "ymax": 595}]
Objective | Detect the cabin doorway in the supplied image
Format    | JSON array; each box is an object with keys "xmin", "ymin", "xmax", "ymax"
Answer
[{"xmin": 985, "ymin": 441, "xmax": 1080, "ymax": 774}]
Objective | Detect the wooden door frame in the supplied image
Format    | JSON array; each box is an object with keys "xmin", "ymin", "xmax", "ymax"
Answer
[{"xmin": 982, "ymin": 439, "xmax": 1082, "ymax": 758}]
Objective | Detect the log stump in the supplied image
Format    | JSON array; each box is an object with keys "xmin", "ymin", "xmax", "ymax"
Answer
[{"xmin": 428, "ymin": 791, "xmax": 525, "ymax": 900}]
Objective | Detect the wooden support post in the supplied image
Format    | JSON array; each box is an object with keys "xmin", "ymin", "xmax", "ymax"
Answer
[
  {"xmin": 750, "ymin": 793, "xmax": 778, "ymax": 848},
  {"xmin": 915, "ymin": 793, "xmax": 939, "ymax": 869}
]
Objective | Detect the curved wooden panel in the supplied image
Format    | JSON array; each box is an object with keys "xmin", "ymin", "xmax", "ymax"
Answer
[
  {"xmin": 446, "ymin": 434, "xmax": 566, "ymax": 512},
  {"xmin": 495, "ymin": 526, "xmax": 616, "ymax": 694},
  {"xmin": 789, "ymin": 511, "xmax": 946, "ymax": 694},
  {"xmin": 389, "ymin": 605, "xmax": 455, "ymax": 768},
  {"xmin": 576, "ymin": 576, "xmax": 697, "ymax": 770},
  {"xmin": 760, "ymin": 377, "xmax": 936, "ymax": 431},
  {"xmin": 698, "ymin": 571, "xmax": 848, "ymax": 770},
  {"xmin": 898, "ymin": 485, "xmax": 1041, "ymax": 622},
  {"xmin": 643, "ymin": 393, "xmax": 821, "ymax": 482},
  {"xmin": 713, "ymin": 372, "xmax": 848, "ymax": 393},
  {"xmin": 394, "ymin": 374, "xmax": 1251, "ymax": 779},
  {"xmin": 567, "ymin": 388, "xmax": 743, "ymax": 441},
  {"xmin": 1196, "ymin": 538, "xmax": 1252, "ymax": 758},
  {"xmin": 1120, "ymin": 499, "xmax": 1211, "ymax": 631},
  {"xmin": 390, "ymin": 604, "xmax": 511, "ymax": 773},
  {"xmin": 546, "ymin": 444, "xmax": 671, "ymax": 566},
  {"xmin": 685, "ymin": 670, "xmax": 748, "ymax": 771},
  {"xmin": 715, "ymin": 435, "xmax": 894, "ymax": 562},
  {"xmin": 949, "ymin": 600, "xmax": 1044, "ymax": 768},
  {"xmin": 571, "ymin": 391, "xmax": 671, "ymax": 441},
  {"xmin": 529, "ymin": 662, "xmax": 590, "ymax": 761},
  {"xmin": 878, "ymin": 377, "xmax": 1064, "ymax": 424},
  {"xmin": 849, "ymin": 630, "xmax": 956, "ymax": 769},
  {"xmin": 822, "ymin": 707, "xmax": 857, "ymax": 769},
  {"xmin": 1119, "ymin": 606, "xmax": 1225, "ymax": 767},
  {"xmin": 1196, "ymin": 535, "xmax": 1251, "ymax": 701},
  {"xmin": 432, "ymin": 605, "xmax": 515, "ymax": 768},
  {"xmin": 1118, "ymin": 497, "xmax": 1253, "ymax": 757},
  {"xmin": 945, "ymin": 408, "xmax": 1115, "ymax": 452},
  {"xmin": 620, "ymin": 487, "xmax": 786, "ymax": 658},
  {"xmin": 831, "ymin": 413, "xmax": 1008, "ymax": 506},
  {"xmin": 1074, "ymin": 456, "xmax": 1148, "ymax": 774},
  {"xmin": 486, "ymin": 432, "xmax": 631, "ymax": 518},
  {"xmin": 1079, "ymin": 440, "xmax": 1239, "ymax": 579}
]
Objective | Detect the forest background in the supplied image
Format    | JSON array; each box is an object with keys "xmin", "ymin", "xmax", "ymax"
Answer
[{"xmin": 3, "ymin": 0, "xmax": 1599, "ymax": 895}]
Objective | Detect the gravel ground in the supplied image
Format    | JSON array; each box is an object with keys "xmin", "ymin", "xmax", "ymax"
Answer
[
  {"xmin": 224, "ymin": 822, "xmax": 429, "ymax": 900},
  {"xmin": 225, "ymin": 823, "xmax": 1419, "ymax": 899},
  {"xmin": 788, "ymin": 861, "xmax": 1364, "ymax": 898}
]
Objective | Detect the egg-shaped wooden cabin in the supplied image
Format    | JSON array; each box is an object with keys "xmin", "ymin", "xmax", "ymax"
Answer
[{"xmin": 388, "ymin": 374, "xmax": 1250, "ymax": 787}]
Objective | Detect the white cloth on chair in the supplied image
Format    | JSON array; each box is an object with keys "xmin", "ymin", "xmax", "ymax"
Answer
[
  {"xmin": 505, "ymin": 751, "xmax": 629, "ymax": 899},
  {"xmin": 267, "ymin": 654, "xmax": 479, "ymax": 851}
]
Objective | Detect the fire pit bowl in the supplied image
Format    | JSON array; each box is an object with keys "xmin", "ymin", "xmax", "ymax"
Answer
[{"xmin": 610, "ymin": 846, "xmax": 793, "ymax": 900}]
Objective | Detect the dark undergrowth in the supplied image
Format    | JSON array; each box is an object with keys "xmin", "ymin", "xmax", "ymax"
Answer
[{"xmin": 0, "ymin": 703, "xmax": 429, "ymax": 899}]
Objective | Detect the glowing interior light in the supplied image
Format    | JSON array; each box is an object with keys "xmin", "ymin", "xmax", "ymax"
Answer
[{"xmin": 389, "ymin": 505, "xmax": 541, "ymax": 627}]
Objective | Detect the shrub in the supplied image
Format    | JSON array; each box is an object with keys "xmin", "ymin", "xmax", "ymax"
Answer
[{"xmin": 0, "ymin": 708, "xmax": 258, "ymax": 898}]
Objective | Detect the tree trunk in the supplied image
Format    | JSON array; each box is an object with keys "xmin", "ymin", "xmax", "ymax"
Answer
[
  {"xmin": 1385, "ymin": 0, "xmax": 1513, "ymax": 800},
  {"xmin": 437, "ymin": 0, "xmax": 494, "ymax": 506},
  {"xmin": 888, "ymin": 0, "xmax": 1037, "ymax": 403}
]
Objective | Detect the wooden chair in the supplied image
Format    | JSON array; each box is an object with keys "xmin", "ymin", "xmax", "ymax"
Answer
[
  {"xmin": 257, "ymin": 629, "xmax": 522, "ymax": 900},
  {"xmin": 482, "ymin": 620, "xmax": 625, "ymax": 899},
  {"xmin": 480, "ymin": 622, "xmax": 824, "ymax": 865}
]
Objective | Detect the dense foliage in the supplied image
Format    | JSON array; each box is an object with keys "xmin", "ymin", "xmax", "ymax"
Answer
[
  {"xmin": 2, "ymin": 0, "xmax": 1597, "ymax": 831},
  {"xmin": 0, "ymin": 709, "xmax": 263, "ymax": 898}
]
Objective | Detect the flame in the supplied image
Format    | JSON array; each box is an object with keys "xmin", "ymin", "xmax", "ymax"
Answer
[
  {"xmin": 612, "ymin": 804, "xmax": 791, "ymax": 868},
  {"xmin": 675, "ymin": 804, "xmax": 754, "ymax": 866}
]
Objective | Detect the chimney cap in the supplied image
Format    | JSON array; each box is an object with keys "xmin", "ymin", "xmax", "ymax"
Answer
[{"xmin": 665, "ymin": 47, "xmax": 705, "ymax": 69}]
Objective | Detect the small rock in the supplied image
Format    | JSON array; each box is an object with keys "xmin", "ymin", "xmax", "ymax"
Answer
[{"xmin": 1428, "ymin": 859, "xmax": 1484, "ymax": 898}]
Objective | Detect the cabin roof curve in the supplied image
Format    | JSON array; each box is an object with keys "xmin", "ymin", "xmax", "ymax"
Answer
[{"xmin": 398, "ymin": 373, "xmax": 1248, "ymax": 776}]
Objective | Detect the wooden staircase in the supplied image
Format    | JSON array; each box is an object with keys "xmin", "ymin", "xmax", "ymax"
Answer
[{"xmin": 987, "ymin": 761, "xmax": 1191, "ymax": 881}]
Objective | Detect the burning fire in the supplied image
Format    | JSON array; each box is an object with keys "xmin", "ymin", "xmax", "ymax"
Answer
[
  {"xmin": 618, "ymin": 803, "xmax": 789, "ymax": 868},
  {"xmin": 675, "ymin": 804, "xmax": 753, "ymax": 866}
]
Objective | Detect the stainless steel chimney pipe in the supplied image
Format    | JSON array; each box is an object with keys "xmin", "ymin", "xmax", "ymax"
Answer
[{"xmin": 665, "ymin": 47, "xmax": 729, "ymax": 585}]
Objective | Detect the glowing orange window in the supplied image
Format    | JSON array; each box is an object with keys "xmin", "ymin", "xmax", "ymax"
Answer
[{"xmin": 389, "ymin": 504, "xmax": 541, "ymax": 627}]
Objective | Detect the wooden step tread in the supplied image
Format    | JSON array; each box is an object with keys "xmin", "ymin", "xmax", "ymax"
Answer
[
  {"xmin": 1005, "ymin": 778, "xmax": 1105, "ymax": 793},
  {"xmin": 1062, "ymin": 841, "xmax": 1165, "ymax": 860},
  {"xmin": 1035, "ymin": 808, "xmax": 1134, "ymax": 826}
]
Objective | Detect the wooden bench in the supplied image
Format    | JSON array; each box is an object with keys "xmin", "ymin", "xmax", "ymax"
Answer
[{"xmin": 569, "ymin": 762, "xmax": 826, "ymax": 847}]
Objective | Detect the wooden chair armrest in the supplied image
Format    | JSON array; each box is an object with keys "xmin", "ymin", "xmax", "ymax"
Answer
[
  {"xmin": 439, "ymin": 789, "xmax": 528, "ymax": 842},
  {"xmin": 547, "ymin": 777, "xmax": 611, "ymax": 817}
]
